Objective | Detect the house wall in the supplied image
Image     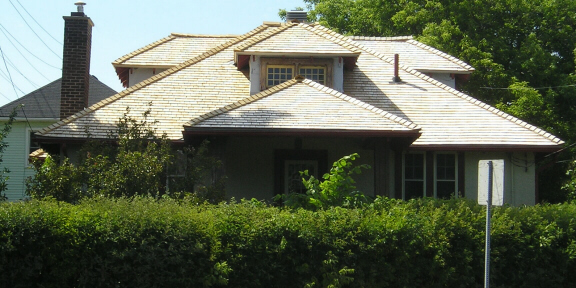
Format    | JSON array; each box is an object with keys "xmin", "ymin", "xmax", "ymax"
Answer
[
  {"xmin": 464, "ymin": 151, "xmax": 536, "ymax": 206},
  {"xmin": 128, "ymin": 68, "xmax": 168, "ymax": 87},
  {"xmin": 427, "ymin": 73, "xmax": 455, "ymax": 89},
  {"xmin": 224, "ymin": 136, "xmax": 374, "ymax": 201},
  {"xmin": 0, "ymin": 120, "xmax": 56, "ymax": 201}
]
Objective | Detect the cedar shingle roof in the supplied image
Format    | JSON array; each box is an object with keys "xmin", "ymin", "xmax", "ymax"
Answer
[
  {"xmin": 186, "ymin": 78, "xmax": 419, "ymax": 132},
  {"xmin": 351, "ymin": 36, "xmax": 474, "ymax": 73},
  {"xmin": 37, "ymin": 21, "xmax": 563, "ymax": 150}
]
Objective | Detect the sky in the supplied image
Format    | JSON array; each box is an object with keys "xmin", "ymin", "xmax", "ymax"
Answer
[{"xmin": 0, "ymin": 0, "xmax": 306, "ymax": 108}]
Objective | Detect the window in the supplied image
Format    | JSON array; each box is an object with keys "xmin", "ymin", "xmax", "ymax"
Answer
[
  {"xmin": 435, "ymin": 153, "xmax": 457, "ymax": 199},
  {"xmin": 267, "ymin": 65, "xmax": 294, "ymax": 87},
  {"xmin": 299, "ymin": 66, "xmax": 326, "ymax": 85},
  {"xmin": 261, "ymin": 57, "xmax": 333, "ymax": 89},
  {"xmin": 285, "ymin": 160, "xmax": 317, "ymax": 193},
  {"xmin": 403, "ymin": 153, "xmax": 425, "ymax": 199}
]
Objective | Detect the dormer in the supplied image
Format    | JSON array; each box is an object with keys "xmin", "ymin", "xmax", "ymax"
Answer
[{"xmin": 234, "ymin": 21, "xmax": 360, "ymax": 94}]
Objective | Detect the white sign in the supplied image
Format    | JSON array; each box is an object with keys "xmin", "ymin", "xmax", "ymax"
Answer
[{"xmin": 478, "ymin": 160, "xmax": 505, "ymax": 206}]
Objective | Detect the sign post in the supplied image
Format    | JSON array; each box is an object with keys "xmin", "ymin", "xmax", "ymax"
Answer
[{"xmin": 478, "ymin": 160, "xmax": 504, "ymax": 288}]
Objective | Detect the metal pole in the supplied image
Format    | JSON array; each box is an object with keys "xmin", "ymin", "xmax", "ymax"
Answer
[{"xmin": 484, "ymin": 161, "xmax": 493, "ymax": 288}]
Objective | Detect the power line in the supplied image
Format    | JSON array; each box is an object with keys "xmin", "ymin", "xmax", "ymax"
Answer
[
  {"xmin": 14, "ymin": 0, "xmax": 63, "ymax": 46},
  {"xmin": 0, "ymin": 43, "xmax": 19, "ymax": 98},
  {"xmin": 480, "ymin": 84, "xmax": 576, "ymax": 90},
  {"xmin": 0, "ymin": 27, "xmax": 51, "ymax": 82},
  {"xmin": 0, "ymin": 23, "xmax": 61, "ymax": 70},
  {"xmin": 8, "ymin": 0, "xmax": 61, "ymax": 60},
  {"xmin": 2, "ymin": 53, "xmax": 40, "ymax": 88}
]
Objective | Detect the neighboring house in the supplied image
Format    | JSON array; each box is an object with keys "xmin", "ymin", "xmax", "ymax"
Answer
[
  {"xmin": 0, "ymin": 4, "xmax": 116, "ymax": 201},
  {"xmin": 35, "ymin": 13, "xmax": 563, "ymax": 205}
]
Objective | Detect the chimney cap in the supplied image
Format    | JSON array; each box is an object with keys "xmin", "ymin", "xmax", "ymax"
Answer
[{"xmin": 75, "ymin": 1, "xmax": 86, "ymax": 13}]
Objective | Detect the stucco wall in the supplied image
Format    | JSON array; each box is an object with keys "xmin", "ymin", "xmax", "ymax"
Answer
[
  {"xmin": 1, "ymin": 120, "xmax": 56, "ymax": 201},
  {"xmin": 427, "ymin": 73, "xmax": 456, "ymax": 89},
  {"xmin": 128, "ymin": 68, "xmax": 167, "ymax": 87},
  {"xmin": 465, "ymin": 151, "xmax": 536, "ymax": 206},
  {"xmin": 224, "ymin": 136, "xmax": 374, "ymax": 201}
]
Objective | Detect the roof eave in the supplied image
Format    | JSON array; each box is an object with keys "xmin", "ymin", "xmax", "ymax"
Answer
[
  {"xmin": 408, "ymin": 144, "xmax": 564, "ymax": 152},
  {"xmin": 183, "ymin": 127, "xmax": 421, "ymax": 138}
]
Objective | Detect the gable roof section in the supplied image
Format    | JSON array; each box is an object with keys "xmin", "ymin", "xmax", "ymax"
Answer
[
  {"xmin": 113, "ymin": 33, "xmax": 238, "ymax": 67},
  {"xmin": 0, "ymin": 76, "xmax": 116, "ymax": 119},
  {"xmin": 235, "ymin": 22, "xmax": 361, "ymax": 56},
  {"xmin": 351, "ymin": 36, "xmax": 474, "ymax": 73},
  {"xmin": 185, "ymin": 78, "xmax": 419, "ymax": 136}
]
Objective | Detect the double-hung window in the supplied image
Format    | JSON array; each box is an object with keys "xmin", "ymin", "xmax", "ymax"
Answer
[
  {"xmin": 403, "ymin": 153, "xmax": 425, "ymax": 199},
  {"xmin": 435, "ymin": 153, "xmax": 457, "ymax": 199}
]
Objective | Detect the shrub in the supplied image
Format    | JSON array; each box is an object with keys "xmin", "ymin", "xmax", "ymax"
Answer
[{"xmin": 2, "ymin": 198, "xmax": 575, "ymax": 287}]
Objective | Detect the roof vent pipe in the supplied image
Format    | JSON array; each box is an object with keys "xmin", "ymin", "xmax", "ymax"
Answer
[
  {"xmin": 392, "ymin": 54, "xmax": 402, "ymax": 83},
  {"xmin": 286, "ymin": 11, "xmax": 308, "ymax": 23}
]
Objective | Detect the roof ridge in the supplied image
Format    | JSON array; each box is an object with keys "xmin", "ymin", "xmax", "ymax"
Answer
[
  {"xmin": 405, "ymin": 39, "xmax": 474, "ymax": 71},
  {"xmin": 112, "ymin": 35, "xmax": 177, "ymax": 65},
  {"xmin": 351, "ymin": 43, "xmax": 563, "ymax": 144},
  {"xmin": 170, "ymin": 32, "xmax": 239, "ymax": 38},
  {"xmin": 301, "ymin": 24, "xmax": 362, "ymax": 53},
  {"xmin": 300, "ymin": 79, "xmax": 419, "ymax": 131},
  {"xmin": 186, "ymin": 79, "xmax": 299, "ymax": 127},
  {"xmin": 38, "ymin": 24, "xmax": 273, "ymax": 136},
  {"xmin": 349, "ymin": 35, "xmax": 413, "ymax": 41},
  {"xmin": 234, "ymin": 22, "xmax": 296, "ymax": 52}
]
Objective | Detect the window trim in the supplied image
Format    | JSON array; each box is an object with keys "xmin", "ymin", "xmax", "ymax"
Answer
[
  {"xmin": 260, "ymin": 57, "xmax": 333, "ymax": 90},
  {"xmin": 26, "ymin": 128, "xmax": 41, "ymax": 166},
  {"xmin": 434, "ymin": 152, "xmax": 458, "ymax": 199},
  {"xmin": 402, "ymin": 151, "xmax": 426, "ymax": 200},
  {"xmin": 299, "ymin": 65, "xmax": 326, "ymax": 85}
]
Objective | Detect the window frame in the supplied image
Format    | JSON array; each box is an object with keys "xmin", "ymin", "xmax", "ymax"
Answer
[
  {"xmin": 434, "ymin": 152, "xmax": 458, "ymax": 199},
  {"xmin": 284, "ymin": 160, "xmax": 318, "ymax": 194},
  {"xmin": 260, "ymin": 57, "xmax": 333, "ymax": 90},
  {"xmin": 26, "ymin": 128, "xmax": 41, "ymax": 166},
  {"xmin": 402, "ymin": 152, "xmax": 426, "ymax": 200},
  {"xmin": 266, "ymin": 65, "xmax": 294, "ymax": 88},
  {"xmin": 298, "ymin": 65, "xmax": 326, "ymax": 85}
]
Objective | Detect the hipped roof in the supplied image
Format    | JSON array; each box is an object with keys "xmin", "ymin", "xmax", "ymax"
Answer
[{"xmin": 37, "ymin": 22, "xmax": 563, "ymax": 151}]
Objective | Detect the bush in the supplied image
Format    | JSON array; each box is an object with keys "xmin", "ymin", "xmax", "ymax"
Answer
[{"xmin": 1, "ymin": 198, "xmax": 575, "ymax": 287}]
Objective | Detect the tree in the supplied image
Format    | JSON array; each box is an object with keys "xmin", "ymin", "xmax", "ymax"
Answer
[
  {"xmin": 289, "ymin": 0, "xmax": 576, "ymax": 202},
  {"xmin": 26, "ymin": 106, "xmax": 225, "ymax": 203},
  {"xmin": 0, "ymin": 107, "xmax": 17, "ymax": 200}
]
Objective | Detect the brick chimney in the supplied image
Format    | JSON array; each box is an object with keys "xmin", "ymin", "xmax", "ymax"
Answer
[{"xmin": 60, "ymin": 2, "xmax": 93, "ymax": 120}]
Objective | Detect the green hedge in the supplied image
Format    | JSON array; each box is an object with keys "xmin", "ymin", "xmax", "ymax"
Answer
[{"xmin": 1, "ymin": 198, "xmax": 575, "ymax": 287}]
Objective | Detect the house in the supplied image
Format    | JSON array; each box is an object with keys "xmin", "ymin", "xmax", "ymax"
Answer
[
  {"xmin": 35, "ymin": 12, "xmax": 563, "ymax": 205},
  {"xmin": 0, "ymin": 3, "xmax": 116, "ymax": 201}
]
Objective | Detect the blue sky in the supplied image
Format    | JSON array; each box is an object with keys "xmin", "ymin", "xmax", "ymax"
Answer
[{"xmin": 0, "ymin": 0, "xmax": 306, "ymax": 108}]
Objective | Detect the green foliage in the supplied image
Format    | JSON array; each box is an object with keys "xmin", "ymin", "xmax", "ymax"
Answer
[
  {"xmin": 26, "ymin": 107, "xmax": 224, "ymax": 203},
  {"xmin": 296, "ymin": 0, "xmax": 576, "ymax": 202},
  {"xmin": 275, "ymin": 153, "xmax": 371, "ymax": 210},
  {"xmin": 1, "ymin": 198, "xmax": 576, "ymax": 287},
  {"xmin": 0, "ymin": 107, "xmax": 18, "ymax": 200}
]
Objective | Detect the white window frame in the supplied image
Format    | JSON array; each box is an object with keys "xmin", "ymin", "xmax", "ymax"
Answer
[
  {"xmin": 402, "ymin": 152, "xmax": 426, "ymax": 200},
  {"xmin": 434, "ymin": 152, "xmax": 458, "ymax": 199}
]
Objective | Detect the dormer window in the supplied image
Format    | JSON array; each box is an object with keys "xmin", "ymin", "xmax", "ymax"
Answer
[
  {"xmin": 299, "ymin": 66, "xmax": 325, "ymax": 85},
  {"xmin": 261, "ymin": 57, "xmax": 333, "ymax": 89},
  {"xmin": 267, "ymin": 65, "xmax": 294, "ymax": 87}
]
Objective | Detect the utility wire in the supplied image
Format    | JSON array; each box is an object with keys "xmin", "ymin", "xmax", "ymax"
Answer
[
  {"xmin": 3, "ymin": 54, "xmax": 40, "ymax": 88},
  {"xmin": 8, "ymin": 0, "xmax": 61, "ymax": 60},
  {"xmin": 14, "ymin": 0, "xmax": 62, "ymax": 46},
  {"xmin": 0, "ymin": 27, "xmax": 51, "ymax": 82},
  {"xmin": 0, "ymin": 43, "xmax": 19, "ymax": 98},
  {"xmin": 480, "ymin": 84, "xmax": 576, "ymax": 90},
  {"xmin": 0, "ymin": 23, "xmax": 61, "ymax": 70}
]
